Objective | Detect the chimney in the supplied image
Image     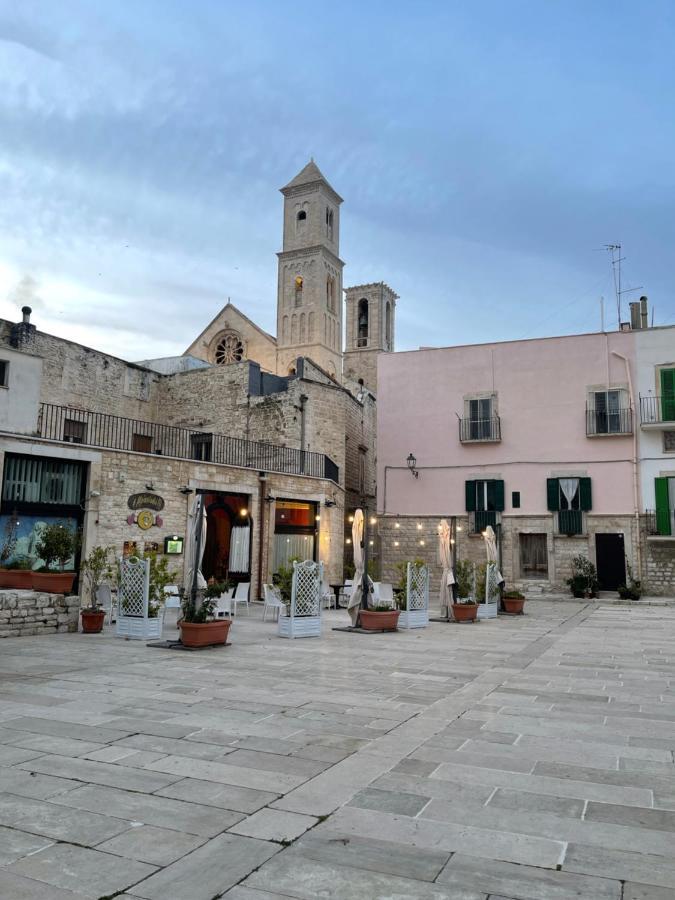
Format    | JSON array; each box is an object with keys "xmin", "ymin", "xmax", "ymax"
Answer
[
  {"xmin": 10, "ymin": 306, "xmax": 36, "ymax": 350},
  {"xmin": 629, "ymin": 301, "xmax": 641, "ymax": 330},
  {"xmin": 640, "ymin": 295, "xmax": 649, "ymax": 329}
]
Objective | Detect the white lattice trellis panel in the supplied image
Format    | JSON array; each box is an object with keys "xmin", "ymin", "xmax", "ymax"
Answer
[
  {"xmin": 291, "ymin": 560, "xmax": 322, "ymax": 618},
  {"xmin": 119, "ymin": 558, "xmax": 149, "ymax": 617},
  {"xmin": 477, "ymin": 563, "xmax": 499, "ymax": 620},
  {"xmin": 399, "ymin": 563, "xmax": 429, "ymax": 629}
]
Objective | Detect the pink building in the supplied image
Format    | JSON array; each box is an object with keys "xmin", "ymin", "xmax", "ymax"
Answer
[{"xmin": 377, "ymin": 329, "xmax": 639, "ymax": 593}]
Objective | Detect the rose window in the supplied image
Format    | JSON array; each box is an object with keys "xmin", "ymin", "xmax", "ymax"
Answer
[{"xmin": 214, "ymin": 333, "xmax": 245, "ymax": 365}]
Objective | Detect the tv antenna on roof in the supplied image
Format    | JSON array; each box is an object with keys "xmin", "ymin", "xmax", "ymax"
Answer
[{"xmin": 599, "ymin": 244, "xmax": 642, "ymax": 329}]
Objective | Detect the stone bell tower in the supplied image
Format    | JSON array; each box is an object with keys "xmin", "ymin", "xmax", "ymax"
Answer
[
  {"xmin": 343, "ymin": 282, "xmax": 398, "ymax": 393},
  {"xmin": 276, "ymin": 161, "xmax": 344, "ymax": 380}
]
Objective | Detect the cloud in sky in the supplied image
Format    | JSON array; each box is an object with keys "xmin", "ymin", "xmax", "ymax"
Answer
[{"xmin": 1, "ymin": 0, "xmax": 674, "ymax": 360}]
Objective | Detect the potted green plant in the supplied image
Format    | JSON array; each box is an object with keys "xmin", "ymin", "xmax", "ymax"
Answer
[
  {"xmin": 79, "ymin": 545, "xmax": 116, "ymax": 633},
  {"xmin": 502, "ymin": 589, "xmax": 526, "ymax": 615},
  {"xmin": 179, "ymin": 581, "xmax": 231, "ymax": 648},
  {"xmin": 0, "ymin": 513, "xmax": 30, "ymax": 588},
  {"xmin": 617, "ymin": 561, "xmax": 642, "ymax": 601},
  {"xmin": 452, "ymin": 559, "xmax": 478, "ymax": 623},
  {"xmin": 358, "ymin": 561, "xmax": 400, "ymax": 631},
  {"xmin": 566, "ymin": 555, "xmax": 599, "ymax": 599},
  {"xmin": 33, "ymin": 521, "xmax": 79, "ymax": 593}
]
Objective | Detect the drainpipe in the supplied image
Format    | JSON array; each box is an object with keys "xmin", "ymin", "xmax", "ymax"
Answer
[
  {"xmin": 257, "ymin": 472, "xmax": 267, "ymax": 602},
  {"xmin": 611, "ymin": 350, "xmax": 641, "ymax": 578}
]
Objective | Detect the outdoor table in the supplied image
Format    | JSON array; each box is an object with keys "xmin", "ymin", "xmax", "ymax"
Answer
[{"xmin": 330, "ymin": 583, "xmax": 344, "ymax": 608}]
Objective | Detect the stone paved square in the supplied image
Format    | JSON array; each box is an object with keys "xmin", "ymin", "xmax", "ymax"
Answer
[{"xmin": 0, "ymin": 600, "xmax": 674, "ymax": 898}]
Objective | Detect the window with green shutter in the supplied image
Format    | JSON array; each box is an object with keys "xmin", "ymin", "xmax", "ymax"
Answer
[
  {"xmin": 655, "ymin": 477, "xmax": 672, "ymax": 536},
  {"xmin": 466, "ymin": 479, "xmax": 504, "ymax": 532},
  {"xmin": 661, "ymin": 369, "xmax": 675, "ymax": 423}
]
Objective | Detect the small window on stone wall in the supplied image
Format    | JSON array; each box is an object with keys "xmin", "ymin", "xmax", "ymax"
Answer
[
  {"xmin": 214, "ymin": 332, "xmax": 245, "ymax": 365},
  {"xmin": 664, "ymin": 431, "xmax": 675, "ymax": 453},
  {"xmin": 520, "ymin": 533, "xmax": 548, "ymax": 578}
]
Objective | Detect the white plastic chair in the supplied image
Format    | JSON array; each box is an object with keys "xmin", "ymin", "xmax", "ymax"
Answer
[
  {"xmin": 233, "ymin": 582, "xmax": 250, "ymax": 615},
  {"xmin": 321, "ymin": 579, "xmax": 335, "ymax": 609},
  {"xmin": 262, "ymin": 584, "xmax": 284, "ymax": 621},
  {"xmin": 163, "ymin": 585, "xmax": 181, "ymax": 609},
  {"xmin": 95, "ymin": 584, "xmax": 114, "ymax": 624},
  {"xmin": 214, "ymin": 587, "xmax": 234, "ymax": 618},
  {"xmin": 341, "ymin": 579, "xmax": 353, "ymax": 607}
]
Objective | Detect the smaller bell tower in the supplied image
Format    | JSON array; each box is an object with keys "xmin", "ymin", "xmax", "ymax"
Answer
[{"xmin": 343, "ymin": 282, "xmax": 398, "ymax": 394}]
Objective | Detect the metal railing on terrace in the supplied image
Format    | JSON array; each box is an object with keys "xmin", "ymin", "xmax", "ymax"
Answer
[
  {"xmin": 470, "ymin": 510, "xmax": 500, "ymax": 534},
  {"xmin": 37, "ymin": 404, "xmax": 340, "ymax": 484},
  {"xmin": 639, "ymin": 396, "xmax": 675, "ymax": 427},
  {"xmin": 459, "ymin": 416, "xmax": 501, "ymax": 443},
  {"xmin": 585, "ymin": 407, "xmax": 633, "ymax": 436},
  {"xmin": 558, "ymin": 509, "xmax": 584, "ymax": 536}
]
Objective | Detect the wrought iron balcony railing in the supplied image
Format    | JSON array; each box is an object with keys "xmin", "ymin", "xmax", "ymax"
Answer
[
  {"xmin": 470, "ymin": 510, "xmax": 500, "ymax": 534},
  {"xmin": 585, "ymin": 407, "xmax": 632, "ymax": 436},
  {"xmin": 558, "ymin": 509, "xmax": 584, "ymax": 535},
  {"xmin": 37, "ymin": 404, "xmax": 340, "ymax": 484},
  {"xmin": 459, "ymin": 416, "xmax": 501, "ymax": 443},
  {"xmin": 639, "ymin": 395, "xmax": 675, "ymax": 427}
]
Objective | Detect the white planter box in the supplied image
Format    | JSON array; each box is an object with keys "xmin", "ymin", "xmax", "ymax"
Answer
[
  {"xmin": 476, "ymin": 601, "xmax": 498, "ymax": 620},
  {"xmin": 117, "ymin": 612, "xmax": 164, "ymax": 640},
  {"xmin": 398, "ymin": 609, "xmax": 429, "ymax": 629},
  {"xmin": 278, "ymin": 615, "xmax": 321, "ymax": 639}
]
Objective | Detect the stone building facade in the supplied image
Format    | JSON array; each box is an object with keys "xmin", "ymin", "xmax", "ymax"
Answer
[{"xmin": 0, "ymin": 161, "xmax": 394, "ymax": 598}]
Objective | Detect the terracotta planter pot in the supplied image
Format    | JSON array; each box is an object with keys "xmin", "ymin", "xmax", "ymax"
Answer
[
  {"xmin": 180, "ymin": 619, "xmax": 231, "ymax": 648},
  {"xmin": 81, "ymin": 609, "xmax": 106, "ymax": 634},
  {"xmin": 0, "ymin": 570, "xmax": 33, "ymax": 589},
  {"xmin": 32, "ymin": 572, "xmax": 76, "ymax": 594},
  {"xmin": 452, "ymin": 603, "xmax": 478, "ymax": 623},
  {"xmin": 502, "ymin": 597, "xmax": 525, "ymax": 615},
  {"xmin": 359, "ymin": 609, "xmax": 400, "ymax": 631}
]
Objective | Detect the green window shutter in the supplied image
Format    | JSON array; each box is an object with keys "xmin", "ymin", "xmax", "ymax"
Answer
[
  {"xmin": 655, "ymin": 477, "xmax": 672, "ymax": 535},
  {"xmin": 465, "ymin": 480, "xmax": 476, "ymax": 512},
  {"xmin": 579, "ymin": 477, "xmax": 592, "ymax": 511},
  {"xmin": 546, "ymin": 478, "xmax": 559, "ymax": 511},
  {"xmin": 661, "ymin": 369, "xmax": 675, "ymax": 422},
  {"xmin": 493, "ymin": 479, "xmax": 505, "ymax": 511}
]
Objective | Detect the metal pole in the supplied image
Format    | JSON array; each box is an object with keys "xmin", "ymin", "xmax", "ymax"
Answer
[{"xmin": 360, "ymin": 502, "xmax": 369, "ymax": 612}]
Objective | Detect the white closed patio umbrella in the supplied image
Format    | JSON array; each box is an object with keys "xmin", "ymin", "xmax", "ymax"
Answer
[
  {"xmin": 348, "ymin": 509, "xmax": 365, "ymax": 626},
  {"xmin": 184, "ymin": 494, "xmax": 208, "ymax": 597},
  {"xmin": 438, "ymin": 519, "xmax": 454, "ymax": 619},
  {"xmin": 483, "ymin": 525, "xmax": 503, "ymax": 583}
]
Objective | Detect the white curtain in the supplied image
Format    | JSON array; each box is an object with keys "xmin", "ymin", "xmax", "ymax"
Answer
[
  {"xmin": 559, "ymin": 478, "xmax": 579, "ymax": 508},
  {"xmin": 274, "ymin": 533, "xmax": 314, "ymax": 571},
  {"xmin": 349, "ymin": 509, "xmax": 365, "ymax": 626},
  {"xmin": 229, "ymin": 525, "xmax": 251, "ymax": 573}
]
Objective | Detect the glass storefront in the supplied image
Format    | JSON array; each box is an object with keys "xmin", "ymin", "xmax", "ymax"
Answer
[{"xmin": 273, "ymin": 500, "xmax": 318, "ymax": 571}]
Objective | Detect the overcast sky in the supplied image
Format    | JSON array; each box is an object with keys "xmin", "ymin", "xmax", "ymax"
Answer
[{"xmin": 1, "ymin": 0, "xmax": 674, "ymax": 361}]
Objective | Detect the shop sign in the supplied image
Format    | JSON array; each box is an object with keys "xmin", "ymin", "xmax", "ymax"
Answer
[{"xmin": 128, "ymin": 492, "xmax": 165, "ymax": 512}]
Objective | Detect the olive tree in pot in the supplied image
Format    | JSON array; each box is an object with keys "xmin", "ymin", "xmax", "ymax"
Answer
[
  {"xmin": 452, "ymin": 559, "xmax": 478, "ymax": 623},
  {"xmin": 566, "ymin": 555, "xmax": 599, "ymax": 599},
  {"xmin": 33, "ymin": 521, "xmax": 80, "ymax": 594},
  {"xmin": 79, "ymin": 545, "xmax": 116, "ymax": 633},
  {"xmin": 180, "ymin": 583, "xmax": 231, "ymax": 648}
]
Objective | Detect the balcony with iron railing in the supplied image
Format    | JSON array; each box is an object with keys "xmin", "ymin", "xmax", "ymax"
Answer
[
  {"xmin": 639, "ymin": 396, "xmax": 675, "ymax": 428},
  {"xmin": 459, "ymin": 416, "xmax": 501, "ymax": 443},
  {"xmin": 585, "ymin": 406, "xmax": 633, "ymax": 436},
  {"xmin": 644, "ymin": 508, "xmax": 675, "ymax": 538},
  {"xmin": 470, "ymin": 510, "xmax": 500, "ymax": 534},
  {"xmin": 37, "ymin": 404, "xmax": 340, "ymax": 484},
  {"xmin": 557, "ymin": 509, "xmax": 584, "ymax": 536}
]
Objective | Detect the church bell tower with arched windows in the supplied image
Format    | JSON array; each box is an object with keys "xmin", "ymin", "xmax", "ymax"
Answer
[
  {"xmin": 276, "ymin": 160, "xmax": 344, "ymax": 379},
  {"xmin": 343, "ymin": 282, "xmax": 398, "ymax": 393}
]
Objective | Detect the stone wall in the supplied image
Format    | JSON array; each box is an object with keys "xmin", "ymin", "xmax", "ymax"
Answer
[
  {"xmin": 377, "ymin": 513, "xmax": 640, "ymax": 598},
  {"xmin": 0, "ymin": 591, "xmax": 79, "ymax": 638},
  {"xmin": 640, "ymin": 517, "xmax": 675, "ymax": 595}
]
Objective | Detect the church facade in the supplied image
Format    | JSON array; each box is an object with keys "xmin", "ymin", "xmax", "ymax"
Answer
[{"xmin": 0, "ymin": 162, "xmax": 397, "ymax": 604}]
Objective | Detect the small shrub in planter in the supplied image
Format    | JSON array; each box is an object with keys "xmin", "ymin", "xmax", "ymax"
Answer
[
  {"xmin": 33, "ymin": 521, "xmax": 80, "ymax": 594},
  {"xmin": 180, "ymin": 588, "xmax": 230, "ymax": 647},
  {"xmin": 451, "ymin": 559, "xmax": 478, "ymax": 622},
  {"xmin": 146, "ymin": 553, "xmax": 178, "ymax": 618},
  {"xmin": 502, "ymin": 589, "xmax": 526, "ymax": 615},
  {"xmin": 566, "ymin": 555, "xmax": 599, "ymax": 599},
  {"xmin": 360, "ymin": 603, "xmax": 400, "ymax": 631},
  {"xmin": 79, "ymin": 545, "xmax": 116, "ymax": 633},
  {"xmin": 617, "ymin": 562, "xmax": 642, "ymax": 601},
  {"xmin": 1, "ymin": 556, "xmax": 33, "ymax": 589}
]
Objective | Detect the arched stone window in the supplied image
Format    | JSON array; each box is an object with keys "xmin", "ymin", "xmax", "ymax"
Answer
[
  {"xmin": 326, "ymin": 207, "xmax": 334, "ymax": 240},
  {"xmin": 299, "ymin": 312, "xmax": 306, "ymax": 343},
  {"xmin": 291, "ymin": 313, "xmax": 298, "ymax": 344},
  {"xmin": 214, "ymin": 331, "xmax": 245, "ymax": 365},
  {"xmin": 296, "ymin": 209, "xmax": 307, "ymax": 235},
  {"xmin": 358, "ymin": 298, "xmax": 369, "ymax": 347},
  {"xmin": 282, "ymin": 315, "xmax": 289, "ymax": 343},
  {"xmin": 385, "ymin": 301, "xmax": 392, "ymax": 350},
  {"xmin": 308, "ymin": 311, "xmax": 314, "ymax": 341},
  {"xmin": 294, "ymin": 275, "xmax": 303, "ymax": 308}
]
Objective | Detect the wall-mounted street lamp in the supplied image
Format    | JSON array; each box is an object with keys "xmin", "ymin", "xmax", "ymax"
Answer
[{"xmin": 406, "ymin": 452, "xmax": 419, "ymax": 479}]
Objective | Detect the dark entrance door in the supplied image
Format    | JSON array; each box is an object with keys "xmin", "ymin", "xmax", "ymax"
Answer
[{"xmin": 595, "ymin": 533, "xmax": 625, "ymax": 591}]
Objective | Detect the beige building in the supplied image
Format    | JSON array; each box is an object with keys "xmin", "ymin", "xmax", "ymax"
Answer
[{"xmin": 0, "ymin": 161, "xmax": 396, "ymax": 597}]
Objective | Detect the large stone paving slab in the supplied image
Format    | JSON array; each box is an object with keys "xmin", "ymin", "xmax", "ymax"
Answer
[{"xmin": 0, "ymin": 601, "xmax": 675, "ymax": 899}]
